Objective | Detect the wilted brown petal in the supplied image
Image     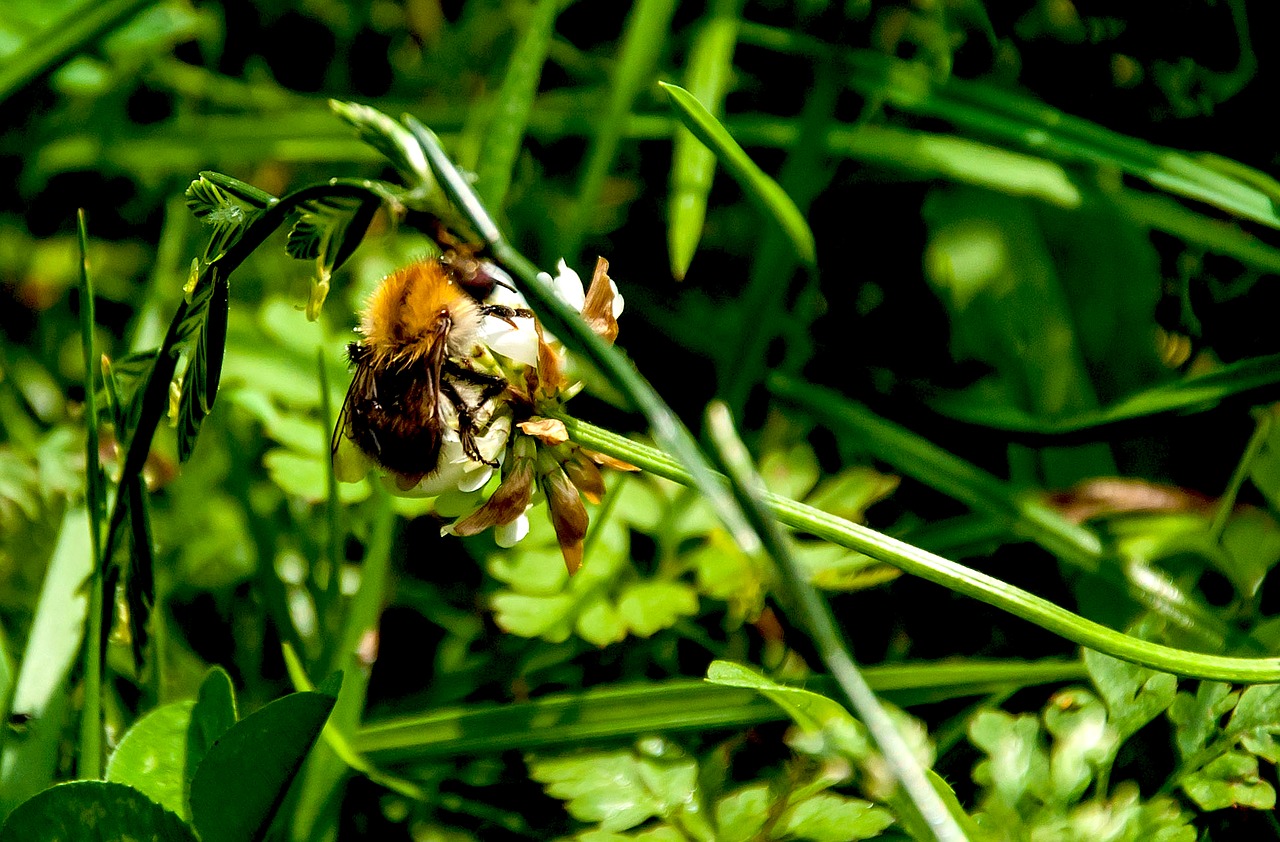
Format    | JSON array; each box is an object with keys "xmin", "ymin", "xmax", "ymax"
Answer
[
  {"xmin": 560, "ymin": 540, "xmax": 584, "ymax": 576},
  {"xmin": 582, "ymin": 448, "xmax": 641, "ymax": 472},
  {"xmin": 517, "ymin": 417, "xmax": 569, "ymax": 445},
  {"xmin": 581, "ymin": 256, "xmax": 619, "ymax": 344},
  {"xmin": 450, "ymin": 445, "xmax": 536, "ymax": 535},
  {"xmin": 563, "ymin": 450, "xmax": 606, "ymax": 505},
  {"xmin": 1046, "ymin": 477, "xmax": 1214, "ymax": 524},
  {"xmin": 542, "ymin": 464, "xmax": 589, "ymax": 575},
  {"xmin": 534, "ymin": 320, "xmax": 566, "ymax": 394}
]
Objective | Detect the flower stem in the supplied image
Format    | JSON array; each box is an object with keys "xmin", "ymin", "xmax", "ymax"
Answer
[{"xmin": 559, "ymin": 413, "xmax": 1280, "ymax": 683}]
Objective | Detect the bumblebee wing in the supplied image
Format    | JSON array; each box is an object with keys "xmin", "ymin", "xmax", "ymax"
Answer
[
  {"xmin": 332, "ymin": 346, "xmax": 377, "ymax": 480},
  {"xmin": 331, "ymin": 363, "xmax": 367, "ymax": 455}
]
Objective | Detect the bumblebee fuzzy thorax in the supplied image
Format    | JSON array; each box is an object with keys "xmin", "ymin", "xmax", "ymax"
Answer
[{"xmin": 359, "ymin": 258, "xmax": 482, "ymax": 362}]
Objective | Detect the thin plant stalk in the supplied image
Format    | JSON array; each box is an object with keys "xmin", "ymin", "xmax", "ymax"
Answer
[
  {"xmin": 560, "ymin": 413, "xmax": 1280, "ymax": 683},
  {"xmin": 706, "ymin": 402, "xmax": 966, "ymax": 842},
  {"xmin": 1208, "ymin": 408, "xmax": 1271, "ymax": 543},
  {"xmin": 75, "ymin": 209, "xmax": 105, "ymax": 780}
]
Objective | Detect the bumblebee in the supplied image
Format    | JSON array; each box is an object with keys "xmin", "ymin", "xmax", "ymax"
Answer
[{"xmin": 334, "ymin": 254, "xmax": 530, "ymax": 489}]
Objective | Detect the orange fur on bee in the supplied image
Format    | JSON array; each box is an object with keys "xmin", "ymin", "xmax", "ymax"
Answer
[{"xmin": 358, "ymin": 258, "xmax": 482, "ymax": 363}]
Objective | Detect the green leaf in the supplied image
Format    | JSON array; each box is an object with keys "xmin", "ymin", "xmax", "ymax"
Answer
[
  {"xmin": 575, "ymin": 595, "xmax": 628, "ymax": 647},
  {"xmin": 758, "ymin": 442, "xmax": 820, "ymax": 503},
  {"xmin": 175, "ymin": 269, "xmax": 229, "ymax": 463},
  {"xmin": 185, "ymin": 666, "xmax": 238, "ymax": 803},
  {"xmin": 1039, "ymin": 689, "xmax": 1117, "ymax": 803},
  {"xmin": 0, "ymin": 781, "xmax": 197, "ymax": 842},
  {"xmin": 1168, "ymin": 681, "xmax": 1236, "ymax": 762},
  {"xmin": 263, "ymin": 448, "xmax": 368, "ymax": 505},
  {"xmin": 845, "ymin": 49, "xmax": 1280, "ymax": 229},
  {"xmin": 528, "ymin": 748, "xmax": 704, "ymax": 834},
  {"xmin": 705, "ymin": 661, "xmax": 871, "ymax": 761},
  {"xmin": 474, "ymin": 0, "xmax": 558, "ymax": 208},
  {"xmin": 615, "ymin": 581, "xmax": 699, "ymax": 637},
  {"xmin": 1083, "ymin": 646, "xmax": 1177, "ymax": 741},
  {"xmin": 968, "ymin": 709, "xmax": 1050, "ymax": 808},
  {"xmin": 185, "ymin": 176, "xmax": 254, "ymax": 264},
  {"xmin": 197, "ymin": 171, "xmax": 277, "ymax": 209},
  {"xmin": 188, "ymin": 689, "xmax": 338, "ymax": 842},
  {"xmin": 667, "ymin": 0, "xmax": 742, "ymax": 279},
  {"xmin": 185, "ymin": 175, "xmax": 234, "ymax": 219},
  {"xmin": 105, "ymin": 700, "xmax": 195, "ymax": 819},
  {"xmin": 331, "ymin": 100, "xmax": 433, "ymax": 189},
  {"xmin": 659, "ymin": 82, "xmax": 816, "ymax": 268},
  {"xmin": 490, "ymin": 592, "xmax": 576, "ymax": 642},
  {"xmin": 713, "ymin": 784, "xmax": 770, "ymax": 842},
  {"xmin": 1226, "ymin": 682, "xmax": 1280, "ymax": 763},
  {"xmin": 777, "ymin": 792, "xmax": 894, "ymax": 841},
  {"xmin": 99, "ymin": 350, "xmax": 157, "ymax": 444},
  {"xmin": 1180, "ymin": 750, "xmax": 1276, "ymax": 811}
]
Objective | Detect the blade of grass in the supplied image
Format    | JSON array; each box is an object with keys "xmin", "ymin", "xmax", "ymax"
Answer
[
  {"xmin": 769, "ymin": 375, "xmax": 1103, "ymax": 567},
  {"xmin": 474, "ymin": 0, "xmax": 559, "ymax": 209},
  {"xmin": 281, "ymin": 644, "xmax": 424, "ymax": 802},
  {"xmin": 660, "ymin": 81, "xmax": 817, "ymax": 268},
  {"xmin": 768, "ymin": 375, "xmax": 1259, "ymax": 652},
  {"xmin": 352, "ymin": 659, "xmax": 1085, "ymax": 761},
  {"xmin": 667, "ymin": 0, "xmax": 744, "ymax": 279},
  {"xmin": 559, "ymin": 414, "xmax": 1280, "ymax": 682},
  {"xmin": 844, "ymin": 49, "xmax": 1280, "ymax": 229},
  {"xmin": 928, "ymin": 351, "xmax": 1280, "ymax": 438},
  {"xmin": 315, "ymin": 349, "xmax": 344, "ymax": 651},
  {"xmin": 0, "ymin": 507, "xmax": 93, "ymax": 813},
  {"xmin": 720, "ymin": 63, "xmax": 838, "ymax": 416},
  {"xmin": 705, "ymin": 401, "xmax": 966, "ymax": 842},
  {"xmin": 1208, "ymin": 408, "xmax": 1271, "ymax": 543},
  {"xmin": 562, "ymin": 0, "xmax": 680, "ymax": 259},
  {"xmin": 76, "ymin": 210, "xmax": 105, "ymax": 780},
  {"xmin": 290, "ymin": 488, "xmax": 397, "ymax": 841},
  {"xmin": 0, "ymin": 0, "xmax": 155, "ymax": 103}
]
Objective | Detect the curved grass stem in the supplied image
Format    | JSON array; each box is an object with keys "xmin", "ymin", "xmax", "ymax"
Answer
[{"xmin": 560, "ymin": 414, "xmax": 1280, "ymax": 683}]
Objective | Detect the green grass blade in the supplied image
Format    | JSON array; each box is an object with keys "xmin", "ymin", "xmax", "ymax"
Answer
[
  {"xmin": 768, "ymin": 375, "xmax": 1255, "ymax": 652},
  {"xmin": 720, "ymin": 64, "xmax": 838, "ymax": 416},
  {"xmin": 768, "ymin": 374, "xmax": 1102, "ymax": 567},
  {"xmin": 563, "ymin": 0, "xmax": 680, "ymax": 259},
  {"xmin": 316, "ymin": 350, "xmax": 344, "ymax": 645},
  {"xmin": 282, "ymin": 644, "xmax": 424, "ymax": 802},
  {"xmin": 704, "ymin": 402, "xmax": 967, "ymax": 842},
  {"xmin": 929, "ymin": 351, "xmax": 1280, "ymax": 437},
  {"xmin": 667, "ymin": 0, "xmax": 743, "ymax": 279},
  {"xmin": 0, "ymin": 507, "xmax": 94, "ymax": 813},
  {"xmin": 76, "ymin": 210, "xmax": 105, "ymax": 781},
  {"xmin": 661, "ymin": 81, "xmax": 817, "ymax": 267},
  {"xmin": 352, "ymin": 660, "xmax": 1084, "ymax": 761},
  {"xmin": 290, "ymin": 490, "xmax": 397, "ymax": 841},
  {"xmin": 846, "ymin": 50, "xmax": 1280, "ymax": 229},
  {"xmin": 0, "ymin": 0, "xmax": 155, "ymax": 104},
  {"xmin": 559, "ymin": 415, "xmax": 1280, "ymax": 682},
  {"xmin": 474, "ymin": 0, "xmax": 559, "ymax": 209}
]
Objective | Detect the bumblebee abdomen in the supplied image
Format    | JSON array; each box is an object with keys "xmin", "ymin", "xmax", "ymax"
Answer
[{"xmin": 346, "ymin": 363, "xmax": 447, "ymax": 481}]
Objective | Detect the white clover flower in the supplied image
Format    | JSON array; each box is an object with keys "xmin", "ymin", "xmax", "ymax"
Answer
[
  {"xmin": 392, "ymin": 412, "xmax": 511, "ymax": 498},
  {"xmin": 475, "ymin": 263, "xmax": 540, "ymax": 367},
  {"xmin": 537, "ymin": 258, "xmax": 625, "ymax": 330}
]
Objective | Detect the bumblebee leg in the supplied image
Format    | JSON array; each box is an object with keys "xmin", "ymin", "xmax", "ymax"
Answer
[
  {"xmin": 441, "ymin": 379, "xmax": 500, "ymax": 468},
  {"xmin": 444, "ymin": 360, "xmax": 509, "ymax": 404},
  {"xmin": 478, "ymin": 304, "xmax": 534, "ymax": 328}
]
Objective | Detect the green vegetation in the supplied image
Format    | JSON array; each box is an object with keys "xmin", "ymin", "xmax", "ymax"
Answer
[{"xmin": 3, "ymin": 0, "xmax": 1280, "ymax": 839}]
